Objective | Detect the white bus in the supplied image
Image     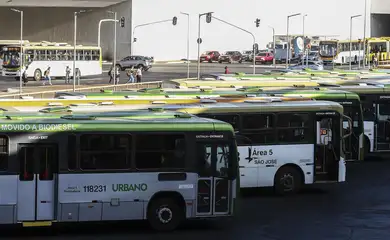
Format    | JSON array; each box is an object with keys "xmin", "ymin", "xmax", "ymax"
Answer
[
  {"xmin": 22, "ymin": 100, "xmax": 351, "ymax": 194},
  {"xmin": 334, "ymin": 40, "xmax": 364, "ymax": 65},
  {"xmin": 2, "ymin": 42, "xmax": 102, "ymax": 81}
]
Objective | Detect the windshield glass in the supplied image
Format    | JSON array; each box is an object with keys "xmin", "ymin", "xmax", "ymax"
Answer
[
  {"xmin": 311, "ymin": 45, "xmax": 320, "ymax": 52},
  {"xmin": 275, "ymin": 44, "xmax": 284, "ymax": 49},
  {"xmin": 225, "ymin": 51, "xmax": 235, "ymax": 55},
  {"xmin": 257, "ymin": 53, "xmax": 267, "ymax": 56},
  {"xmin": 319, "ymin": 43, "xmax": 337, "ymax": 57},
  {"xmin": 3, "ymin": 50, "xmax": 21, "ymax": 67},
  {"xmin": 243, "ymin": 51, "xmax": 252, "ymax": 54},
  {"xmin": 309, "ymin": 52, "xmax": 317, "ymax": 56},
  {"xmin": 203, "ymin": 51, "xmax": 212, "ymax": 55}
]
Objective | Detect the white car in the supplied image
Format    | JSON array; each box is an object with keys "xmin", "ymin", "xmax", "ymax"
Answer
[{"xmin": 289, "ymin": 60, "xmax": 324, "ymax": 71}]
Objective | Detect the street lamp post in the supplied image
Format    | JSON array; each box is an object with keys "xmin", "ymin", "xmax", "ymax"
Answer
[
  {"xmin": 350, "ymin": 14, "xmax": 362, "ymax": 70},
  {"xmin": 363, "ymin": 0, "xmax": 367, "ymax": 68},
  {"xmin": 132, "ymin": 19, "xmax": 174, "ymax": 55},
  {"xmin": 98, "ymin": 19, "xmax": 117, "ymax": 48},
  {"xmin": 106, "ymin": 11, "xmax": 117, "ymax": 85},
  {"xmin": 211, "ymin": 15, "xmax": 256, "ymax": 74},
  {"xmin": 11, "ymin": 8, "xmax": 23, "ymax": 95},
  {"xmin": 286, "ymin": 13, "xmax": 301, "ymax": 69},
  {"xmin": 268, "ymin": 26, "xmax": 276, "ymax": 67},
  {"xmin": 302, "ymin": 14, "xmax": 307, "ymax": 67},
  {"xmin": 180, "ymin": 12, "xmax": 190, "ymax": 79},
  {"xmin": 73, "ymin": 10, "xmax": 88, "ymax": 91},
  {"xmin": 197, "ymin": 12, "xmax": 213, "ymax": 80}
]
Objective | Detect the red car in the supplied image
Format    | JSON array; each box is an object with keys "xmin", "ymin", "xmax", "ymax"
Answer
[
  {"xmin": 255, "ymin": 52, "xmax": 274, "ymax": 64},
  {"xmin": 200, "ymin": 51, "xmax": 220, "ymax": 63}
]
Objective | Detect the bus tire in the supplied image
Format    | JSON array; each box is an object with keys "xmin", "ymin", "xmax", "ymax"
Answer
[
  {"xmin": 274, "ymin": 165, "xmax": 303, "ymax": 195},
  {"xmin": 147, "ymin": 197, "xmax": 183, "ymax": 231},
  {"xmin": 33, "ymin": 69, "xmax": 42, "ymax": 81}
]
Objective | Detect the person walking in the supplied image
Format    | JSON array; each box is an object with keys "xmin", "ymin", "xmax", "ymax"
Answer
[
  {"xmin": 224, "ymin": 66, "xmax": 230, "ymax": 74},
  {"xmin": 136, "ymin": 67, "xmax": 142, "ymax": 83},
  {"xmin": 127, "ymin": 69, "xmax": 135, "ymax": 83},
  {"xmin": 22, "ymin": 66, "xmax": 28, "ymax": 87},
  {"xmin": 43, "ymin": 67, "xmax": 52, "ymax": 85},
  {"xmin": 108, "ymin": 65, "xmax": 113, "ymax": 83},
  {"xmin": 115, "ymin": 66, "xmax": 120, "ymax": 84},
  {"xmin": 65, "ymin": 66, "xmax": 71, "ymax": 84}
]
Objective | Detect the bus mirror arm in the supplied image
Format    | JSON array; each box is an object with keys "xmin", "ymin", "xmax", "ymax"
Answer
[{"xmin": 342, "ymin": 115, "xmax": 353, "ymax": 139}]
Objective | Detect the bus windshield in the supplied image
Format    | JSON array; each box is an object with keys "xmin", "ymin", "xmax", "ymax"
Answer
[
  {"xmin": 3, "ymin": 50, "xmax": 20, "ymax": 67},
  {"xmin": 319, "ymin": 42, "xmax": 337, "ymax": 57}
]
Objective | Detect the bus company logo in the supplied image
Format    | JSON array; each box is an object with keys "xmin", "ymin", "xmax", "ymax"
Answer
[
  {"xmin": 64, "ymin": 185, "xmax": 81, "ymax": 193},
  {"xmin": 112, "ymin": 183, "xmax": 148, "ymax": 192},
  {"xmin": 244, "ymin": 147, "xmax": 274, "ymax": 163}
]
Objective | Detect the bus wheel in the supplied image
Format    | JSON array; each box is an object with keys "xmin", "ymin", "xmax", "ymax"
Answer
[
  {"xmin": 147, "ymin": 198, "xmax": 183, "ymax": 231},
  {"xmin": 274, "ymin": 166, "xmax": 302, "ymax": 195},
  {"xmin": 34, "ymin": 69, "xmax": 42, "ymax": 81}
]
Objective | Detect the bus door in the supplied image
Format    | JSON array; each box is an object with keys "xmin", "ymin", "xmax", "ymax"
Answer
[
  {"xmin": 17, "ymin": 144, "xmax": 57, "ymax": 222},
  {"xmin": 315, "ymin": 113, "xmax": 342, "ymax": 182},
  {"xmin": 196, "ymin": 142, "xmax": 233, "ymax": 216},
  {"xmin": 374, "ymin": 101, "xmax": 390, "ymax": 151}
]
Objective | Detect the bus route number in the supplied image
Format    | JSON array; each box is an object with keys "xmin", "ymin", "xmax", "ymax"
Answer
[{"xmin": 83, "ymin": 185, "xmax": 107, "ymax": 193}]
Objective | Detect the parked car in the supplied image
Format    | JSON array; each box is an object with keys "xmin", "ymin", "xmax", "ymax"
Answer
[
  {"xmin": 218, "ymin": 51, "xmax": 243, "ymax": 63},
  {"xmin": 301, "ymin": 51, "xmax": 319, "ymax": 62},
  {"xmin": 145, "ymin": 56, "xmax": 154, "ymax": 63},
  {"xmin": 242, "ymin": 50, "xmax": 253, "ymax": 62},
  {"xmin": 288, "ymin": 60, "xmax": 324, "ymax": 70},
  {"xmin": 255, "ymin": 52, "xmax": 274, "ymax": 64},
  {"xmin": 200, "ymin": 51, "xmax": 220, "ymax": 63},
  {"xmin": 116, "ymin": 55, "xmax": 152, "ymax": 71}
]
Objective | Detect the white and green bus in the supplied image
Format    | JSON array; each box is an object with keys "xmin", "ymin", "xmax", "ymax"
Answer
[
  {"xmin": 0, "ymin": 111, "xmax": 238, "ymax": 231},
  {"xmin": 17, "ymin": 100, "xmax": 351, "ymax": 194},
  {"xmin": 2, "ymin": 41, "xmax": 102, "ymax": 80}
]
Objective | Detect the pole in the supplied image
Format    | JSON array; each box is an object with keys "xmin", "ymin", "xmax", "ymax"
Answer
[
  {"xmin": 19, "ymin": 11, "xmax": 23, "ymax": 94},
  {"xmin": 113, "ymin": 12, "xmax": 117, "ymax": 85},
  {"xmin": 286, "ymin": 17, "xmax": 289, "ymax": 69},
  {"xmin": 349, "ymin": 17, "xmax": 352, "ymax": 71},
  {"xmin": 180, "ymin": 12, "xmax": 190, "ymax": 79},
  {"xmin": 197, "ymin": 15, "xmax": 201, "ymax": 80},
  {"xmin": 358, "ymin": 41, "xmax": 361, "ymax": 69},
  {"xmin": 211, "ymin": 16, "xmax": 256, "ymax": 74},
  {"xmin": 131, "ymin": 19, "xmax": 173, "ymax": 56},
  {"xmin": 186, "ymin": 15, "xmax": 190, "ymax": 79},
  {"xmin": 73, "ymin": 12, "xmax": 77, "ymax": 92},
  {"xmin": 363, "ymin": 0, "xmax": 367, "ymax": 68},
  {"xmin": 98, "ymin": 19, "xmax": 116, "ymax": 48},
  {"xmin": 272, "ymin": 27, "xmax": 276, "ymax": 67},
  {"xmin": 302, "ymin": 15, "xmax": 305, "ymax": 67}
]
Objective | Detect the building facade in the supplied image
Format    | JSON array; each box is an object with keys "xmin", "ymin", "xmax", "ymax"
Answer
[{"xmin": 371, "ymin": 0, "xmax": 390, "ymax": 37}]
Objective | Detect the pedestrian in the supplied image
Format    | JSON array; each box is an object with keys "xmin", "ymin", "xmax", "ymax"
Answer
[
  {"xmin": 224, "ymin": 66, "xmax": 229, "ymax": 74},
  {"xmin": 65, "ymin": 66, "xmax": 71, "ymax": 84},
  {"xmin": 127, "ymin": 69, "xmax": 135, "ymax": 83},
  {"xmin": 108, "ymin": 65, "xmax": 113, "ymax": 83},
  {"xmin": 22, "ymin": 66, "xmax": 28, "ymax": 87},
  {"xmin": 115, "ymin": 66, "xmax": 120, "ymax": 84},
  {"xmin": 136, "ymin": 67, "xmax": 142, "ymax": 83},
  {"xmin": 43, "ymin": 67, "xmax": 52, "ymax": 85}
]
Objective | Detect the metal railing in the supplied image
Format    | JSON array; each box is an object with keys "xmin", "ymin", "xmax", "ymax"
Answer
[{"xmin": 0, "ymin": 81, "xmax": 163, "ymax": 99}]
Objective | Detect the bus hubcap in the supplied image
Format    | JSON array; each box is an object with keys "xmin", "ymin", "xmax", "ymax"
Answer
[
  {"xmin": 280, "ymin": 173, "xmax": 294, "ymax": 191},
  {"xmin": 157, "ymin": 207, "xmax": 172, "ymax": 223}
]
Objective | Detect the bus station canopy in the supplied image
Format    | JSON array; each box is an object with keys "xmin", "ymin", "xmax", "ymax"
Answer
[{"xmin": 0, "ymin": 0, "xmax": 125, "ymax": 7}]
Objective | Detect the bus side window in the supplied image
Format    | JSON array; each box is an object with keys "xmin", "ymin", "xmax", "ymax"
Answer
[
  {"xmin": 199, "ymin": 114, "xmax": 239, "ymax": 130},
  {"xmin": 361, "ymin": 100, "xmax": 375, "ymax": 121},
  {"xmin": 135, "ymin": 134, "xmax": 185, "ymax": 170},
  {"xmin": 277, "ymin": 113, "xmax": 312, "ymax": 143},
  {"xmin": 92, "ymin": 50, "xmax": 100, "ymax": 60},
  {"xmin": 79, "ymin": 134, "xmax": 130, "ymax": 170},
  {"xmin": 76, "ymin": 50, "xmax": 83, "ymax": 60},
  {"xmin": 241, "ymin": 114, "xmax": 275, "ymax": 145},
  {"xmin": 68, "ymin": 134, "xmax": 77, "ymax": 170},
  {"xmin": 84, "ymin": 50, "xmax": 91, "ymax": 60},
  {"xmin": 0, "ymin": 135, "xmax": 8, "ymax": 172}
]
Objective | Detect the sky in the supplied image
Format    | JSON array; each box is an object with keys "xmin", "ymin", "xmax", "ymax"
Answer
[{"xmin": 132, "ymin": 0, "xmax": 370, "ymax": 61}]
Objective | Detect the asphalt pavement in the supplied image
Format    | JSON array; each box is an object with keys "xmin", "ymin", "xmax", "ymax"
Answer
[
  {"xmin": 0, "ymin": 62, "xmax": 281, "ymax": 91},
  {"xmin": 0, "ymin": 160, "xmax": 389, "ymax": 239}
]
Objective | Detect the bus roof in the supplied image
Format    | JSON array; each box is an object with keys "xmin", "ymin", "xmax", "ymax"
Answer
[
  {"xmin": 334, "ymin": 85, "xmax": 390, "ymax": 94},
  {"xmin": 0, "ymin": 111, "xmax": 234, "ymax": 132},
  {"xmin": 5, "ymin": 44, "xmax": 100, "ymax": 50},
  {"xmin": 159, "ymin": 100, "xmax": 344, "ymax": 115}
]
